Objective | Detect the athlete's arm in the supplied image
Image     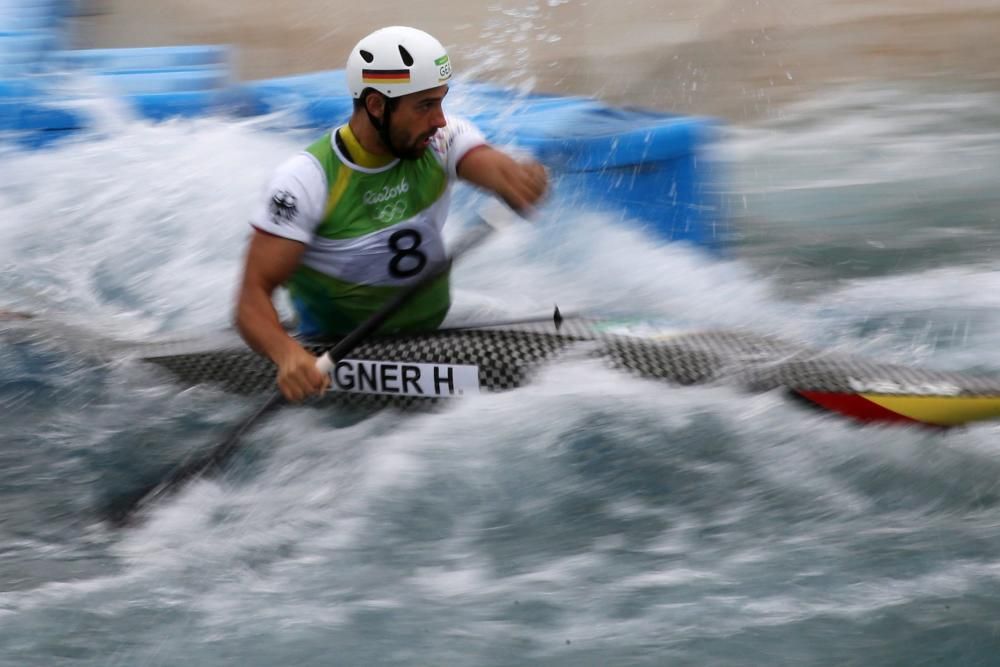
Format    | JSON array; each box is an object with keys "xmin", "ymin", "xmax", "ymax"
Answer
[
  {"xmin": 235, "ymin": 230, "xmax": 330, "ymax": 401},
  {"xmin": 457, "ymin": 145, "xmax": 549, "ymax": 215},
  {"xmin": 238, "ymin": 151, "xmax": 330, "ymax": 401}
]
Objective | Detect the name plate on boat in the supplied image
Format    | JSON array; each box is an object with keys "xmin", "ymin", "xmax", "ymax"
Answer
[{"xmin": 329, "ymin": 359, "xmax": 481, "ymax": 397}]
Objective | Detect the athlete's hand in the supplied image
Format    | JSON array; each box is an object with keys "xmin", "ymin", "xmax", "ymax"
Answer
[
  {"xmin": 275, "ymin": 344, "xmax": 331, "ymax": 401},
  {"xmin": 457, "ymin": 146, "xmax": 549, "ymax": 217},
  {"xmin": 500, "ymin": 158, "xmax": 549, "ymax": 215}
]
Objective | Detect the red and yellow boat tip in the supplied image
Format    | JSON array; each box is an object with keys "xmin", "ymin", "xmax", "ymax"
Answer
[{"xmin": 794, "ymin": 390, "xmax": 1000, "ymax": 427}]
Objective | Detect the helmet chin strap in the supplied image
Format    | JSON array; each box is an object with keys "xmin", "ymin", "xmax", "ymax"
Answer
[{"xmin": 365, "ymin": 94, "xmax": 404, "ymax": 159}]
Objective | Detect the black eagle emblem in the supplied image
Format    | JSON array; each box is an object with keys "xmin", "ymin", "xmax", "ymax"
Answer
[{"xmin": 270, "ymin": 191, "xmax": 298, "ymax": 224}]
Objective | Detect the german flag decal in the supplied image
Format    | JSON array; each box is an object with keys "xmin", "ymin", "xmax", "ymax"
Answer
[{"xmin": 362, "ymin": 69, "xmax": 411, "ymax": 84}]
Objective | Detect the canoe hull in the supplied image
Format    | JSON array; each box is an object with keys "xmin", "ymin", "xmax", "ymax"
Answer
[{"xmin": 138, "ymin": 318, "xmax": 1000, "ymax": 427}]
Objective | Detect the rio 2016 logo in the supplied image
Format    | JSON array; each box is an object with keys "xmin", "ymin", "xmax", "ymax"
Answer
[
  {"xmin": 375, "ymin": 200, "xmax": 407, "ymax": 223},
  {"xmin": 363, "ymin": 179, "xmax": 409, "ymax": 205}
]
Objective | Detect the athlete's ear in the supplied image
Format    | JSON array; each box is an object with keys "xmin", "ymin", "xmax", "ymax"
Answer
[{"xmin": 365, "ymin": 92, "xmax": 386, "ymax": 121}]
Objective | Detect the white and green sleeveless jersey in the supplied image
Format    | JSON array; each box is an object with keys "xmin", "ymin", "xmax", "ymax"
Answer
[{"xmin": 250, "ymin": 115, "xmax": 487, "ymax": 336}]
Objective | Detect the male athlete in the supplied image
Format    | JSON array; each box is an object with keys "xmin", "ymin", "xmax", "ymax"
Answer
[{"xmin": 236, "ymin": 26, "xmax": 548, "ymax": 401}]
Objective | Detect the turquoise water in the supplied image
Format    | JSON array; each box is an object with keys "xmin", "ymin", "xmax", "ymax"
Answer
[{"xmin": 3, "ymin": 79, "xmax": 1000, "ymax": 665}]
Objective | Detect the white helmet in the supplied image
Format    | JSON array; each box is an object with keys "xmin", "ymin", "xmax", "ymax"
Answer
[{"xmin": 346, "ymin": 26, "xmax": 453, "ymax": 99}]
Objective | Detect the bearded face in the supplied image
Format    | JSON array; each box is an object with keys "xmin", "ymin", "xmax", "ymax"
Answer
[{"xmin": 372, "ymin": 85, "xmax": 449, "ymax": 160}]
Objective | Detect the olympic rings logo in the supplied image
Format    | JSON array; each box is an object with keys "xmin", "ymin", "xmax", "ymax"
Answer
[{"xmin": 375, "ymin": 200, "xmax": 407, "ymax": 223}]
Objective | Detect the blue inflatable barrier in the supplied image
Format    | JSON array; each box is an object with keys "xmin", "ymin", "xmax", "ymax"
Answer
[
  {"xmin": 52, "ymin": 45, "xmax": 232, "ymax": 71},
  {"xmin": 241, "ymin": 69, "xmax": 346, "ymax": 96},
  {"xmin": 88, "ymin": 67, "xmax": 230, "ymax": 95},
  {"xmin": 0, "ymin": 97, "xmax": 83, "ymax": 148},
  {"xmin": 0, "ymin": 3, "xmax": 61, "ymax": 18},
  {"xmin": 495, "ymin": 104, "xmax": 720, "ymax": 246},
  {"xmin": 0, "ymin": 1, "xmax": 70, "ymax": 75},
  {"xmin": 0, "ymin": 29, "xmax": 58, "ymax": 62},
  {"xmin": 229, "ymin": 70, "xmax": 347, "ymax": 117},
  {"xmin": 0, "ymin": 76, "xmax": 44, "ymax": 97},
  {"xmin": 0, "ymin": 40, "xmax": 724, "ymax": 248},
  {"xmin": 0, "ymin": 100, "xmax": 77, "ymax": 130},
  {"xmin": 0, "ymin": 13, "xmax": 56, "ymax": 30},
  {"xmin": 126, "ymin": 89, "xmax": 241, "ymax": 121},
  {"xmin": 0, "ymin": 0, "xmax": 73, "ymax": 34},
  {"xmin": 0, "ymin": 0, "xmax": 71, "ymax": 12}
]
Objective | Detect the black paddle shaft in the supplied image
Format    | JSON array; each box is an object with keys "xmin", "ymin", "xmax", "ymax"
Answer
[{"xmin": 106, "ymin": 218, "xmax": 497, "ymax": 526}]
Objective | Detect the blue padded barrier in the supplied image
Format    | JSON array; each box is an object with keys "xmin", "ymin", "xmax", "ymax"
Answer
[
  {"xmin": 0, "ymin": 76, "xmax": 45, "ymax": 97},
  {"xmin": 52, "ymin": 45, "xmax": 232, "ymax": 71},
  {"xmin": 88, "ymin": 67, "xmax": 230, "ymax": 95},
  {"xmin": 486, "ymin": 103, "xmax": 721, "ymax": 247},
  {"xmin": 125, "ymin": 89, "xmax": 241, "ymax": 121},
  {"xmin": 0, "ymin": 29, "xmax": 59, "ymax": 63},
  {"xmin": 0, "ymin": 98, "xmax": 83, "ymax": 148},
  {"xmin": 0, "ymin": 13, "xmax": 56, "ymax": 30},
  {"xmin": 0, "ymin": 57, "xmax": 723, "ymax": 248}
]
